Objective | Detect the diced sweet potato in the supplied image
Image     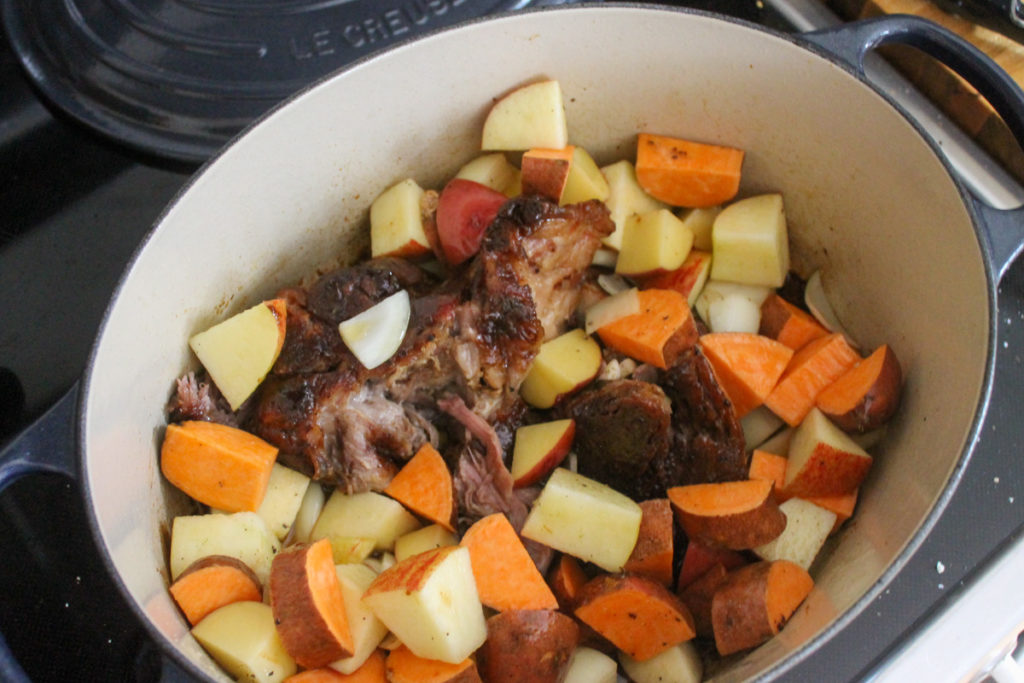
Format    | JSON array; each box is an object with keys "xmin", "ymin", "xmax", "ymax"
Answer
[
  {"xmin": 711, "ymin": 560, "xmax": 813, "ymax": 656},
  {"xmin": 548, "ymin": 554, "xmax": 589, "ymax": 612},
  {"xmin": 815, "ymin": 344, "xmax": 903, "ymax": 433},
  {"xmin": 574, "ymin": 574, "xmax": 695, "ymax": 662},
  {"xmin": 676, "ymin": 541, "xmax": 747, "ymax": 591},
  {"xmin": 269, "ymin": 539, "xmax": 354, "ymax": 669},
  {"xmin": 624, "ymin": 499, "xmax": 675, "ymax": 587},
  {"xmin": 170, "ymin": 555, "xmax": 262, "ymax": 626},
  {"xmin": 478, "ymin": 610, "xmax": 580, "ymax": 683},
  {"xmin": 668, "ymin": 480, "xmax": 786, "ymax": 550},
  {"xmin": 765, "ymin": 333, "xmax": 860, "ymax": 426},
  {"xmin": 385, "ymin": 645, "xmax": 481, "ymax": 683},
  {"xmin": 759, "ymin": 294, "xmax": 828, "ymax": 351}
]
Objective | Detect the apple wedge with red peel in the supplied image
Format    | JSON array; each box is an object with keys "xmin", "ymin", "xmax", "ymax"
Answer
[
  {"xmin": 521, "ymin": 146, "xmax": 574, "ymax": 202},
  {"xmin": 481, "ymin": 79, "xmax": 568, "ymax": 151},
  {"xmin": 615, "ymin": 209, "xmax": 694, "ymax": 278},
  {"xmin": 562, "ymin": 146, "xmax": 610, "ymax": 205},
  {"xmin": 435, "ymin": 178, "xmax": 507, "ymax": 265},
  {"xmin": 511, "ymin": 418, "xmax": 576, "ymax": 488},
  {"xmin": 188, "ymin": 298, "xmax": 287, "ymax": 411},
  {"xmin": 782, "ymin": 408, "xmax": 872, "ymax": 498},
  {"xmin": 363, "ymin": 546, "xmax": 487, "ymax": 664},
  {"xmin": 370, "ymin": 178, "xmax": 431, "ymax": 259},
  {"xmin": 455, "ymin": 152, "xmax": 520, "ymax": 196},
  {"xmin": 641, "ymin": 249, "xmax": 712, "ymax": 308},
  {"xmin": 338, "ymin": 290, "xmax": 410, "ymax": 370},
  {"xmin": 519, "ymin": 328, "xmax": 602, "ymax": 409}
]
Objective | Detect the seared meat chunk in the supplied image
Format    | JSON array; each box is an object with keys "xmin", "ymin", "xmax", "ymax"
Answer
[
  {"xmin": 166, "ymin": 371, "xmax": 238, "ymax": 426},
  {"xmin": 562, "ymin": 379, "xmax": 673, "ymax": 500},
  {"xmin": 249, "ymin": 196, "xmax": 612, "ymax": 493},
  {"xmin": 306, "ymin": 256, "xmax": 430, "ymax": 325},
  {"xmin": 272, "ymin": 288, "xmax": 350, "ymax": 375},
  {"xmin": 655, "ymin": 346, "xmax": 748, "ymax": 489}
]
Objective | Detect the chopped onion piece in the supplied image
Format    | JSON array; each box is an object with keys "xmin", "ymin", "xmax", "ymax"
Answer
[
  {"xmin": 585, "ymin": 287, "xmax": 641, "ymax": 334},
  {"xmin": 708, "ymin": 293, "xmax": 761, "ymax": 333},
  {"xmin": 338, "ymin": 290, "xmax": 411, "ymax": 369},
  {"xmin": 804, "ymin": 271, "xmax": 860, "ymax": 349},
  {"xmin": 597, "ymin": 273, "xmax": 632, "ymax": 296}
]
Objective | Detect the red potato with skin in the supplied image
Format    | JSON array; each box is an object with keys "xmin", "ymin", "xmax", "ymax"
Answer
[
  {"xmin": 435, "ymin": 178, "xmax": 507, "ymax": 265},
  {"xmin": 711, "ymin": 560, "xmax": 814, "ymax": 656},
  {"xmin": 676, "ymin": 541, "xmax": 748, "ymax": 591},
  {"xmin": 574, "ymin": 574, "xmax": 696, "ymax": 661},
  {"xmin": 815, "ymin": 344, "xmax": 903, "ymax": 432},
  {"xmin": 678, "ymin": 562, "xmax": 729, "ymax": 638},
  {"xmin": 668, "ymin": 479, "xmax": 787, "ymax": 551},
  {"xmin": 782, "ymin": 408, "xmax": 873, "ymax": 498},
  {"xmin": 269, "ymin": 538, "xmax": 354, "ymax": 669},
  {"xmin": 477, "ymin": 610, "xmax": 580, "ymax": 683}
]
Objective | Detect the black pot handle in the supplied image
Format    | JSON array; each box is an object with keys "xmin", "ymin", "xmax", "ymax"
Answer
[
  {"xmin": 0, "ymin": 382, "xmax": 80, "ymax": 682},
  {"xmin": 802, "ymin": 15, "xmax": 1024, "ymax": 280}
]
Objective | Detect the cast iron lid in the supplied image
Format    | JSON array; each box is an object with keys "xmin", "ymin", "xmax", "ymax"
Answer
[{"xmin": 0, "ymin": 0, "xmax": 550, "ymax": 163}]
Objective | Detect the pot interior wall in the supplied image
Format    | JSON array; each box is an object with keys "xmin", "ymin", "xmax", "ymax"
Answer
[{"xmin": 81, "ymin": 6, "xmax": 990, "ymax": 681}]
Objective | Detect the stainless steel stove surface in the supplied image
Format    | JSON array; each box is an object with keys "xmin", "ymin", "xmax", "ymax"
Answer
[{"xmin": 1, "ymin": 2, "xmax": 1022, "ymax": 681}]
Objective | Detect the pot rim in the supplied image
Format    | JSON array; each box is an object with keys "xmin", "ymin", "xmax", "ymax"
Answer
[{"xmin": 74, "ymin": 4, "xmax": 1000, "ymax": 681}]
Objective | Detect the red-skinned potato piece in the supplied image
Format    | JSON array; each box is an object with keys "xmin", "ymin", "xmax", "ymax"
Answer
[
  {"xmin": 169, "ymin": 555, "xmax": 263, "ymax": 626},
  {"xmin": 668, "ymin": 480, "xmax": 786, "ymax": 551},
  {"xmin": 679, "ymin": 562, "xmax": 730, "ymax": 638},
  {"xmin": 815, "ymin": 344, "xmax": 903, "ymax": 433},
  {"xmin": 574, "ymin": 574, "xmax": 696, "ymax": 661},
  {"xmin": 624, "ymin": 498, "xmax": 675, "ymax": 586},
  {"xmin": 477, "ymin": 610, "xmax": 579, "ymax": 683},
  {"xmin": 269, "ymin": 538, "xmax": 354, "ymax": 669},
  {"xmin": 677, "ymin": 541, "xmax": 748, "ymax": 590},
  {"xmin": 435, "ymin": 178, "xmax": 507, "ymax": 265},
  {"xmin": 711, "ymin": 560, "xmax": 814, "ymax": 656}
]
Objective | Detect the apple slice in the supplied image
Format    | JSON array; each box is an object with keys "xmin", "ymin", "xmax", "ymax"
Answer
[
  {"xmin": 363, "ymin": 546, "xmax": 487, "ymax": 664},
  {"xmin": 329, "ymin": 563, "xmax": 390, "ymax": 674},
  {"xmin": 394, "ymin": 524, "xmax": 458, "ymax": 563},
  {"xmin": 521, "ymin": 146, "xmax": 574, "ymax": 202},
  {"xmin": 370, "ymin": 178, "xmax": 431, "ymax": 259},
  {"xmin": 290, "ymin": 481, "xmax": 325, "ymax": 544},
  {"xmin": 753, "ymin": 497, "xmax": 837, "ymax": 570},
  {"xmin": 521, "ymin": 468, "xmax": 643, "ymax": 572},
  {"xmin": 519, "ymin": 328, "xmax": 602, "ymax": 409},
  {"xmin": 615, "ymin": 209, "xmax": 694, "ymax": 278},
  {"xmin": 640, "ymin": 249, "xmax": 713, "ymax": 307},
  {"xmin": 783, "ymin": 408, "xmax": 872, "ymax": 498},
  {"xmin": 455, "ymin": 152, "xmax": 520, "ymax": 196},
  {"xmin": 435, "ymin": 178, "xmax": 508, "ymax": 265},
  {"xmin": 510, "ymin": 418, "xmax": 576, "ymax": 488},
  {"xmin": 188, "ymin": 298, "xmax": 287, "ymax": 410},
  {"xmin": 600, "ymin": 160, "xmax": 669, "ymax": 250},
  {"xmin": 481, "ymin": 79, "xmax": 568, "ymax": 151},
  {"xmin": 338, "ymin": 289, "xmax": 410, "ymax": 370},
  {"xmin": 584, "ymin": 287, "xmax": 640, "ymax": 335},
  {"xmin": 254, "ymin": 463, "xmax": 310, "ymax": 541},
  {"xmin": 561, "ymin": 146, "xmax": 611, "ymax": 205},
  {"xmin": 191, "ymin": 601, "xmax": 296, "ymax": 683},
  {"xmin": 311, "ymin": 490, "xmax": 420, "ymax": 552},
  {"xmin": 269, "ymin": 538, "xmax": 354, "ymax": 669},
  {"xmin": 710, "ymin": 193, "xmax": 790, "ymax": 288},
  {"xmin": 619, "ymin": 642, "xmax": 703, "ymax": 683},
  {"xmin": 564, "ymin": 647, "xmax": 618, "ymax": 683},
  {"xmin": 678, "ymin": 205, "xmax": 722, "ymax": 251},
  {"xmin": 170, "ymin": 512, "xmax": 281, "ymax": 584}
]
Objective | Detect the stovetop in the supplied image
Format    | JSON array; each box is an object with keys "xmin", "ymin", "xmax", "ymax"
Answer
[{"xmin": 1, "ymin": 1, "xmax": 1022, "ymax": 681}]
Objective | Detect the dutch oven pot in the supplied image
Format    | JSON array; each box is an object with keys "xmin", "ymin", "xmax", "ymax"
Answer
[{"xmin": 2, "ymin": 4, "xmax": 1024, "ymax": 681}]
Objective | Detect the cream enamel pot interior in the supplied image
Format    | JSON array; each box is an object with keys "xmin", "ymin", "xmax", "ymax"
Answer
[{"xmin": 2, "ymin": 4, "xmax": 1024, "ymax": 681}]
